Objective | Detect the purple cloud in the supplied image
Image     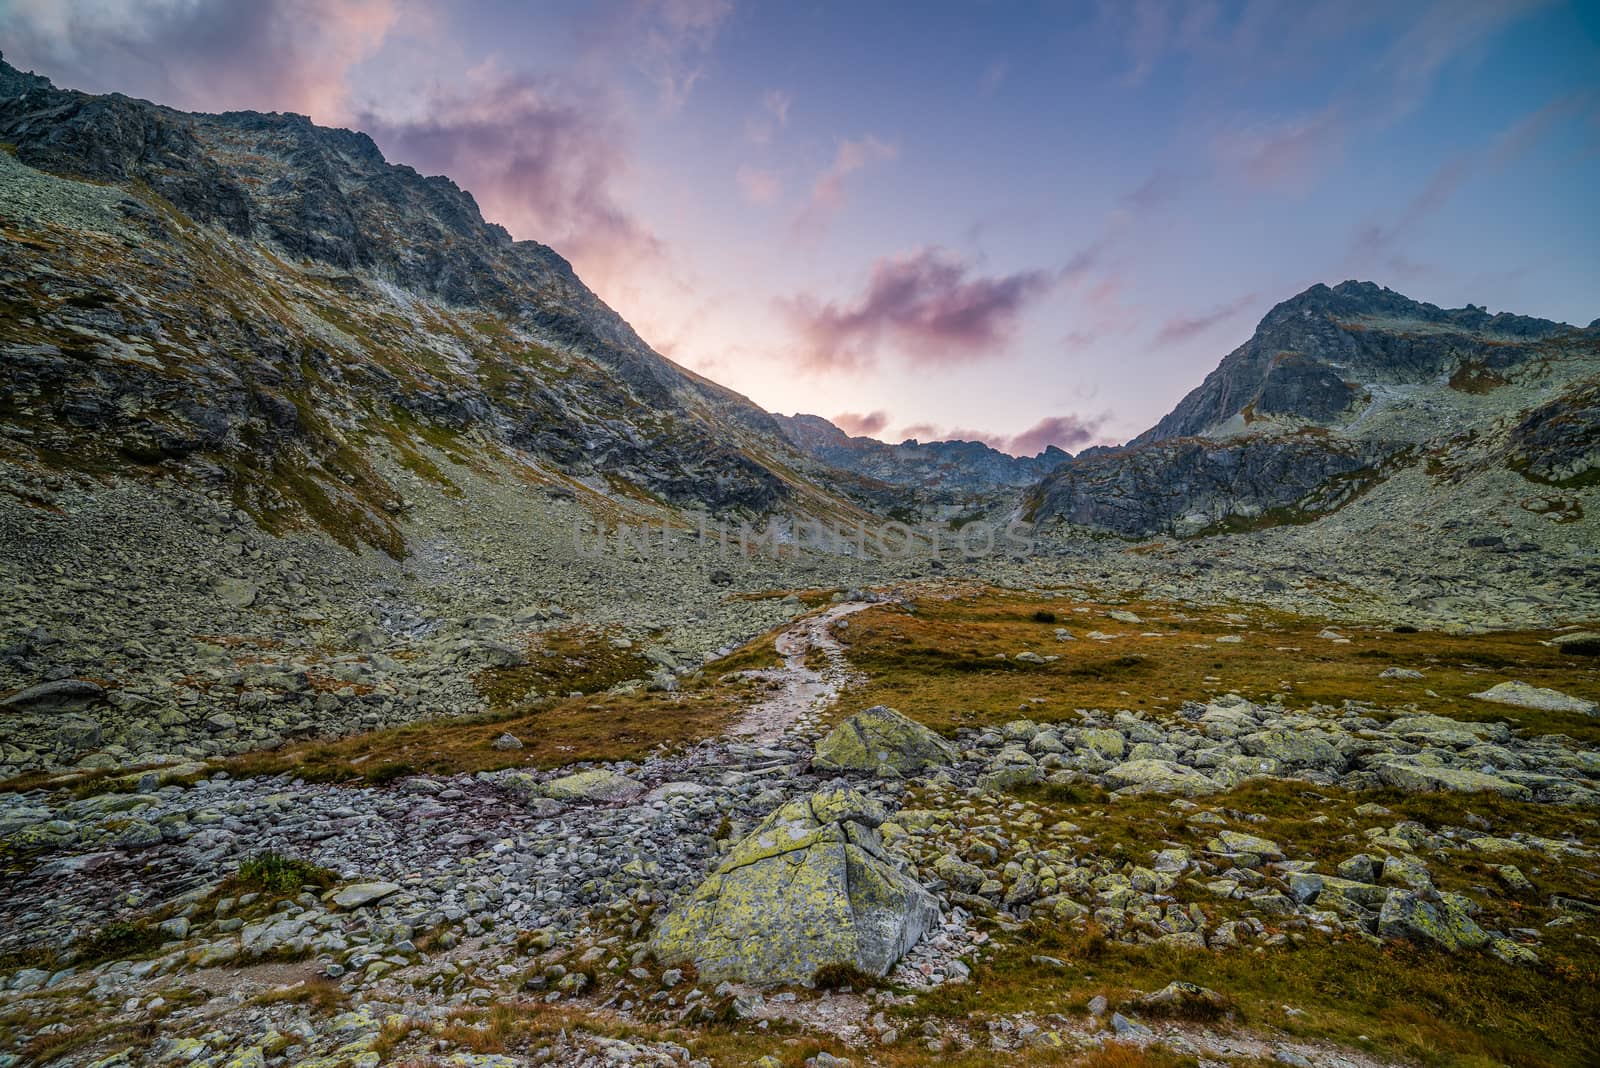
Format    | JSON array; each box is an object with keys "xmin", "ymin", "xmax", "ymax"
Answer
[
  {"xmin": 832, "ymin": 410, "xmax": 890, "ymax": 437},
  {"xmin": 736, "ymin": 165, "xmax": 783, "ymax": 205},
  {"xmin": 782, "ymin": 248, "xmax": 1054, "ymax": 371},
  {"xmin": 1152, "ymin": 293, "xmax": 1258, "ymax": 347},
  {"xmin": 1005, "ymin": 415, "xmax": 1106, "ymax": 456},
  {"xmin": 894, "ymin": 414, "xmax": 1108, "ymax": 456},
  {"xmin": 357, "ymin": 73, "xmax": 660, "ymax": 284}
]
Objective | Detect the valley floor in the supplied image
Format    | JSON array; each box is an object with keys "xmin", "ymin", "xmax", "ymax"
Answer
[{"xmin": 2, "ymin": 584, "xmax": 1598, "ymax": 1068}]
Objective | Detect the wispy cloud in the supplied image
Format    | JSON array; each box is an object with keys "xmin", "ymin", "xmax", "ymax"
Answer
[
  {"xmin": 1211, "ymin": 107, "xmax": 1346, "ymax": 192},
  {"xmin": 793, "ymin": 133, "xmax": 898, "ymax": 234},
  {"xmin": 1152, "ymin": 293, "xmax": 1258, "ymax": 347},
  {"xmin": 979, "ymin": 57, "xmax": 1009, "ymax": 95},
  {"xmin": 735, "ymin": 164, "xmax": 783, "ymax": 205},
  {"xmin": 1124, "ymin": 168, "xmax": 1183, "ymax": 210},
  {"xmin": 621, "ymin": 0, "xmax": 734, "ymax": 113},
  {"xmin": 1348, "ymin": 93, "xmax": 1592, "ymax": 271},
  {"xmin": 746, "ymin": 88, "xmax": 793, "ymax": 143},
  {"xmin": 781, "ymin": 247, "xmax": 1054, "ymax": 372}
]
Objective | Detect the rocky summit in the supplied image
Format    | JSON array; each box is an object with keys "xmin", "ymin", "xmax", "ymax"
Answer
[{"xmin": 0, "ymin": 47, "xmax": 1598, "ymax": 1068}]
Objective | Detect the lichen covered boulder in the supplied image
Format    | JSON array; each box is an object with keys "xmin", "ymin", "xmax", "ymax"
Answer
[
  {"xmin": 1103, "ymin": 758, "xmax": 1223, "ymax": 796},
  {"xmin": 650, "ymin": 787, "xmax": 939, "ymax": 984},
  {"xmin": 812, "ymin": 705, "xmax": 959, "ymax": 776},
  {"xmin": 539, "ymin": 769, "xmax": 645, "ymax": 803},
  {"xmin": 1470, "ymin": 680, "xmax": 1597, "ymax": 715}
]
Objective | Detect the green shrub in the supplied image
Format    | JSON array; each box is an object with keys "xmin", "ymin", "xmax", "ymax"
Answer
[{"xmin": 236, "ymin": 852, "xmax": 336, "ymax": 897}]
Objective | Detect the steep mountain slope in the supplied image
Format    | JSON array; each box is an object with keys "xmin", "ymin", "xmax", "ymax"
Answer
[
  {"xmin": 1026, "ymin": 282, "xmax": 1599, "ymax": 537},
  {"xmin": 773, "ymin": 413, "xmax": 1068, "ymax": 496},
  {"xmin": 1131, "ymin": 281, "xmax": 1576, "ymax": 445},
  {"xmin": 0, "ymin": 55, "xmax": 865, "ymax": 556}
]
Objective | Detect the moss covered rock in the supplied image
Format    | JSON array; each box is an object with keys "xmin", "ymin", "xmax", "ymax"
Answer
[
  {"xmin": 650, "ymin": 787, "xmax": 939, "ymax": 984},
  {"xmin": 539, "ymin": 769, "xmax": 644, "ymax": 803},
  {"xmin": 812, "ymin": 705, "xmax": 959, "ymax": 776}
]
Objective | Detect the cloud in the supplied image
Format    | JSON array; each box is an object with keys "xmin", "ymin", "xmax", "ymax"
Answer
[
  {"xmin": 606, "ymin": 0, "xmax": 734, "ymax": 113},
  {"xmin": 1211, "ymin": 108, "xmax": 1346, "ymax": 191},
  {"xmin": 893, "ymin": 414, "xmax": 1108, "ymax": 456},
  {"xmin": 356, "ymin": 72, "xmax": 661, "ymax": 284},
  {"xmin": 735, "ymin": 164, "xmax": 783, "ymax": 205},
  {"xmin": 0, "ymin": 0, "xmax": 403, "ymax": 122},
  {"xmin": 1124, "ymin": 168, "xmax": 1183, "ymax": 210},
  {"xmin": 746, "ymin": 88, "xmax": 793, "ymax": 144},
  {"xmin": 832, "ymin": 410, "xmax": 890, "ymax": 437},
  {"xmin": 781, "ymin": 248, "xmax": 1054, "ymax": 372},
  {"xmin": 1349, "ymin": 93, "xmax": 1590, "ymax": 269},
  {"xmin": 1378, "ymin": 0, "xmax": 1550, "ymax": 121},
  {"xmin": 979, "ymin": 58, "xmax": 1009, "ymax": 95},
  {"xmin": 1005, "ymin": 415, "xmax": 1106, "ymax": 455},
  {"xmin": 1152, "ymin": 293, "xmax": 1258, "ymax": 347},
  {"xmin": 793, "ymin": 133, "xmax": 898, "ymax": 233}
]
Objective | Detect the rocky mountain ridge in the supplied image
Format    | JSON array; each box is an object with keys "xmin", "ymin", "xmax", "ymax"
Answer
[
  {"xmin": 1022, "ymin": 281, "xmax": 1599, "ymax": 538},
  {"xmin": 772, "ymin": 412, "xmax": 1069, "ymax": 496},
  {"xmin": 0, "ymin": 54, "xmax": 874, "ymax": 555}
]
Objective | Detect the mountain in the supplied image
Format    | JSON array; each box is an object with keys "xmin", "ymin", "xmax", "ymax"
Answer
[
  {"xmin": 1024, "ymin": 281, "xmax": 1599, "ymax": 537},
  {"xmin": 773, "ymin": 413, "xmax": 1069, "ymax": 496},
  {"xmin": 1131, "ymin": 281, "xmax": 1575, "ymax": 445},
  {"xmin": 0, "ymin": 54, "xmax": 864, "ymax": 557}
]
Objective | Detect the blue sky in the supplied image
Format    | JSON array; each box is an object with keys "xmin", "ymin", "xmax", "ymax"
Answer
[{"xmin": 3, "ymin": 0, "xmax": 1597, "ymax": 452}]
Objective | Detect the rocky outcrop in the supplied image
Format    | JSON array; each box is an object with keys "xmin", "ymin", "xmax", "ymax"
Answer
[
  {"xmin": 650, "ymin": 788, "xmax": 939, "ymax": 984},
  {"xmin": 1505, "ymin": 379, "xmax": 1600, "ymax": 485},
  {"xmin": 1023, "ymin": 433, "xmax": 1404, "ymax": 537},
  {"xmin": 812, "ymin": 705, "xmax": 960, "ymax": 776}
]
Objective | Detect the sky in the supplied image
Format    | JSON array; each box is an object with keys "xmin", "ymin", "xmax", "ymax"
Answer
[{"xmin": 3, "ymin": 0, "xmax": 1598, "ymax": 453}]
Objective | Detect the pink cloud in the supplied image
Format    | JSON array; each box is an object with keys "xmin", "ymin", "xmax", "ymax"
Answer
[
  {"xmin": 0, "ymin": 0, "xmax": 404, "ymax": 123},
  {"xmin": 736, "ymin": 165, "xmax": 783, "ymax": 205},
  {"xmin": 1152, "ymin": 293, "xmax": 1258, "ymax": 347},
  {"xmin": 1212, "ymin": 108, "xmax": 1346, "ymax": 191},
  {"xmin": 894, "ymin": 413, "xmax": 1108, "ymax": 456},
  {"xmin": 793, "ymin": 133, "xmax": 898, "ymax": 233},
  {"xmin": 833, "ymin": 410, "xmax": 890, "ymax": 437},
  {"xmin": 781, "ymin": 248, "xmax": 1054, "ymax": 372},
  {"xmin": 357, "ymin": 73, "xmax": 661, "ymax": 287},
  {"xmin": 1006, "ymin": 414, "xmax": 1105, "ymax": 456}
]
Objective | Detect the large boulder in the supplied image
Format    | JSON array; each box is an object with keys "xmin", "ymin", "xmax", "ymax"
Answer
[
  {"xmin": 1103, "ymin": 759, "xmax": 1223, "ymax": 796},
  {"xmin": 1239, "ymin": 728, "xmax": 1344, "ymax": 768},
  {"xmin": 1374, "ymin": 762, "xmax": 1531, "ymax": 800},
  {"xmin": 812, "ymin": 706, "xmax": 959, "ymax": 776},
  {"xmin": 1470, "ymin": 681, "xmax": 1596, "ymax": 716},
  {"xmin": 1, "ymin": 679, "xmax": 105, "ymax": 713},
  {"xmin": 540, "ymin": 769, "xmax": 645, "ymax": 803},
  {"xmin": 650, "ymin": 788, "xmax": 939, "ymax": 984}
]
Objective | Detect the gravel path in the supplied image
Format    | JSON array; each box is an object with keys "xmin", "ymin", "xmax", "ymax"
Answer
[{"xmin": 725, "ymin": 601, "xmax": 873, "ymax": 743}]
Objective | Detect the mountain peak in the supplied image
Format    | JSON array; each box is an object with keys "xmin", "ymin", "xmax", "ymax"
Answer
[{"xmin": 1132, "ymin": 281, "xmax": 1578, "ymax": 447}]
